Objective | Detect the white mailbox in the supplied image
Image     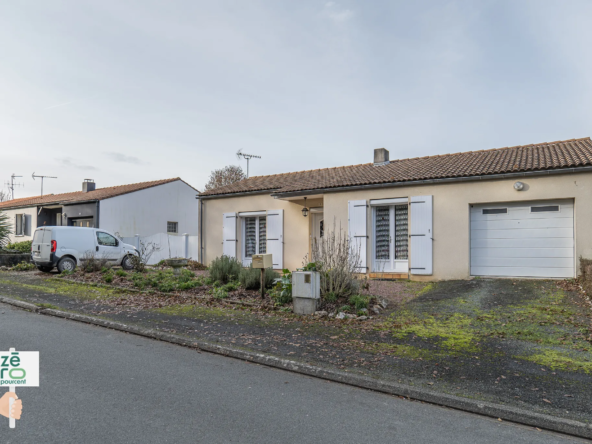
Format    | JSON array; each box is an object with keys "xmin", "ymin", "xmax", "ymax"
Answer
[{"xmin": 292, "ymin": 271, "xmax": 321, "ymax": 299}]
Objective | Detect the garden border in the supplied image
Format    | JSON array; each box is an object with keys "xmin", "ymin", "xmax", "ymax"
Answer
[{"xmin": 0, "ymin": 295, "xmax": 590, "ymax": 440}]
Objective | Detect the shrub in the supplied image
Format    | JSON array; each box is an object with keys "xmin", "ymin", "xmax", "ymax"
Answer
[
  {"xmin": 104, "ymin": 273, "xmax": 114, "ymax": 283},
  {"xmin": 338, "ymin": 305, "xmax": 351, "ymax": 313},
  {"xmin": 239, "ymin": 266, "xmax": 279, "ymax": 290},
  {"xmin": 309, "ymin": 223, "xmax": 361, "ymax": 298},
  {"xmin": 186, "ymin": 260, "xmax": 207, "ymax": 271},
  {"xmin": 130, "ymin": 240, "xmax": 160, "ymax": 272},
  {"xmin": 212, "ymin": 287, "xmax": 228, "ymax": 299},
  {"xmin": 222, "ymin": 281, "xmax": 239, "ymax": 292},
  {"xmin": 178, "ymin": 269, "xmax": 195, "ymax": 283},
  {"xmin": 270, "ymin": 269, "xmax": 292, "ymax": 306},
  {"xmin": 11, "ymin": 261, "xmax": 35, "ymax": 271},
  {"xmin": 0, "ymin": 211, "xmax": 10, "ymax": 249},
  {"xmin": 349, "ymin": 294, "xmax": 370, "ymax": 310},
  {"xmin": 100, "ymin": 266, "xmax": 112, "ymax": 274},
  {"xmin": 115, "ymin": 270, "xmax": 127, "ymax": 277},
  {"xmin": 5, "ymin": 240, "xmax": 32, "ymax": 253},
  {"xmin": 81, "ymin": 252, "xmax": 109, "ymax": 273},
  {"xmin": 209, "ymin": 256, "xmax": 242, "ymax": 284},
  {"xmin": 324, "ymin": 292, "xmax": 337, "ymax": 303}
]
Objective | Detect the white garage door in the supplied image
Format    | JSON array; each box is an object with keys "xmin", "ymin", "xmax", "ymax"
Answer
[{"xmin": 471, "ymin": 200, "xmax": 574, "ymax": 278}]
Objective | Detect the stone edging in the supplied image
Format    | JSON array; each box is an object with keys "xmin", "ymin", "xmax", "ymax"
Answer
[{"xmin": 0, "ymin": 295, "xmax": 590, "ymax": 440}]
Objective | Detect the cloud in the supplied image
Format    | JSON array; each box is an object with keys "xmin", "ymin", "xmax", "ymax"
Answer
[
  {"xmin": 322, "ymin": 2, "xmax": 354, "ymax": 23},
  {"xmin": 58, "ymin": 158, "xmax": 98, "ymax": 171},
  {"xmin": 105, "ymin": 152, "xmax": 148, "ymax": 165}
]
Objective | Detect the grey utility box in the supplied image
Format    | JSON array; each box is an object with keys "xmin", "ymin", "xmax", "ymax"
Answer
[{"xmin": 292, "ymin": 271, "xmax": 321, "ymax": 315}]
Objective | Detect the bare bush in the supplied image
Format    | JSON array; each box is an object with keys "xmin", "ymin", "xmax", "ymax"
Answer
[
  {"xmin": 308, "ymin": 222, "xmax": 362, "ymax": 298},
  {"xmin": 81, "ymin": 251, "xmax": 110, "ymax": 273},
  {"xmin": 130, "ymin": 240, "xmax": 160, "ymax": 272}
]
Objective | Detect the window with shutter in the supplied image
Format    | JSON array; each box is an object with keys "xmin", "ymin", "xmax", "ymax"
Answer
[
  {"xmin": 372, "ymin": 203, "xmax": 409, "ymax": 272},
  {"xmin": 242, "ymin": 216, "xmax": 267, "ymax": 263}
]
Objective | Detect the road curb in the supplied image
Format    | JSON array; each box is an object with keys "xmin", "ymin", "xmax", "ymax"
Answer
[{"xmin": 1, "ymin": 296, "xmax": 591, "ymax": 439}]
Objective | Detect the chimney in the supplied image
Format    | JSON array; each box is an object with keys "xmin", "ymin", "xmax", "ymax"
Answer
[
  {"xmin": 374, "ymin": 148, "xmax": 389, "ymax": 166},
  {"xmin": 82, "ymin": 179, "xmax": 96, "ymax": 192}
]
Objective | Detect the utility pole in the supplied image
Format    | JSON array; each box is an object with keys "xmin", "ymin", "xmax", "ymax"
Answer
[
  {"xmin": 4, "ymin": 174, "xmax": 23, "ymax": 200},
  {"xmin": 32, "ymin": 173, "xmax": 57, "ymax": 196},
  {"xmin": 236, "ymin": 150, "xmax": 261, "ymax": 178}
]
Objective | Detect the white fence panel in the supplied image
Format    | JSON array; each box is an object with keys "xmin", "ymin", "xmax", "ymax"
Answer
[{"xmin": 122, "ymin": 233, "xmax": 199, "ymax": 265}]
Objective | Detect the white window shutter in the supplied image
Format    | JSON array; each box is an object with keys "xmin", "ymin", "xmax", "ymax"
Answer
[
  {"xmin": 266, "ymin": 210, "xmax": 283, "ymax": 269},
  {"xmin": 222, "ymin": 213, "xmax": 237, "ymax": 258},
  {"xmin": 24, "ymin": 215, "xmax": 31, "ymax": 236},
  {"xmin": 409, "ymin": 195, "xmax": 433, "ymax": 275},
  {"xmin": 348, "ymin": 200, "xmax": 368, "ymax": 273}
]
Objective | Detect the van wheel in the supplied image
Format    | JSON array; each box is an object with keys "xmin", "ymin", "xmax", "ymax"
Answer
[
  {"xmin": 37, "ymin": 266, "xmax": 53, "ymax": 273},
  {"xmin": 57, "ymin": 257, "xmax": 76, "ymax": 273},
  {"xmin": 121, "ymin": 255, "xmax": 134, "ymax": 270}
]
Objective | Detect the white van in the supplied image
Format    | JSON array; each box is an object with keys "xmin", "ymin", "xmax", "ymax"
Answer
[{"xmin": 31, "ymin": 227, "xmax": 138, "ymax": 273}]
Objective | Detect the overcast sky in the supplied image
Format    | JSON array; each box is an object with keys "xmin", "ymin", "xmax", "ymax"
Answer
[{"xmin": 1, "ymin": 0, "xmax": 590, "ymax": 198}]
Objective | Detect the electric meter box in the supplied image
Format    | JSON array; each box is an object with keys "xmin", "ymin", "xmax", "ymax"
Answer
[{"xmin": 252, "ymin": 254, "xmax": 273, "ymax": 269}]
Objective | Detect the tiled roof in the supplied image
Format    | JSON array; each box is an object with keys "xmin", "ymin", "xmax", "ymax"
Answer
[
  {"xmin": 0, "ymin": 178, "xmax": 196, "ymax": 210},
  {"xmin": 201, "ymin": 137, "xmax": 592, "ymax": 196}
]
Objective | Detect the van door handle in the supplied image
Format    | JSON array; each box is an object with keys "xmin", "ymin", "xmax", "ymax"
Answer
[{"xmin": 96, "ymin": 246, "xmax": 99, "ymax": 252}]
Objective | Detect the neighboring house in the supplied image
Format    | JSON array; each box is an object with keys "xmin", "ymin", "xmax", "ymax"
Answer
[
  {"xmin": 198, "ymin": 137, "xmax": 592, "ymax": 280},
  {"xmin": 0, "ymin": 178, "xmax": 199, "ymax": 243}
]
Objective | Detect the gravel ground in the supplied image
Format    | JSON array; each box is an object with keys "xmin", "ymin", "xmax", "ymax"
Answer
[{"xmin": 1, "ymin": 270, "xmax": 591, "ymax": 426}]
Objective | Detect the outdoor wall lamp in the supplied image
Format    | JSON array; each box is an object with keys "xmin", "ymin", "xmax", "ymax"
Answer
[
  {"xmin": 514, "ymin": 181, "xmax": 525, "ymax": 191},
  {"xmin": 302, "ymin": 197, "xmax": 309, "ymax": 217}
]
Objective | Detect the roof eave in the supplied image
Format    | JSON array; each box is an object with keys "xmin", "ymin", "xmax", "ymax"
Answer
[{"xmin": 271, "ymin": 165, "xmax": 592, "ymax": 198}]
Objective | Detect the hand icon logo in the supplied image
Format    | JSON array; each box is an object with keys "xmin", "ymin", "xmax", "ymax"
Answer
[{"xmin": 0, "ymin": 392, "xmax": 22, "ymax": 420}]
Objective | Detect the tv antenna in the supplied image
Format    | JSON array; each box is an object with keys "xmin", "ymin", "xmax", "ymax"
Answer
[
  {"xmin": 236, "ymin": 149, "xmax": 261, "ymax": 178},
  {"xmin": 32, "ymin": 173, "xmax": 58, "ymax": 196},
  {"xmin": 4, "ymin": 174, "xmax": 23, "ymax": 200}
]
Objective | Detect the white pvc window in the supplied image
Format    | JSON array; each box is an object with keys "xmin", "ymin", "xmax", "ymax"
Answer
[
  {"xmin": 167, "ymin": 221, "xmax": 178, "ymax": 233},
  {"xmin": 243, "ymin": 216, "xmax": 266, "ymax": 261},
  {"xmin": 372, "ymin": 204, "xmax": 408, "ymax": 272}
]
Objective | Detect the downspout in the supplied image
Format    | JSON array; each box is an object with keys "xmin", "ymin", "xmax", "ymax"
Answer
[
  {"xmin": 196, "ymin": 195, "xmax": 203, "ymax": 264},
  {"xmin": 95, "ymin": 201, "xmax": 100, "ymax": 229}
]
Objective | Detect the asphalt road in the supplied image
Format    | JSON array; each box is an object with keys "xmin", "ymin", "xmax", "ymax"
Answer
[{"xmin": 0, "ymin": 303, "xmax": 583, "ymax": 444}]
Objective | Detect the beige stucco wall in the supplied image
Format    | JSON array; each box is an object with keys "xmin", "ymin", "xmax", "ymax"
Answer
[
  {"xmin": 202, "ymin": 171, "xmax": 592, "ymax": 280},
  {"xmin": 201, "ymin": 194, "xmax": 322, "ymax": 271},
  {"xmin": 324, "ymin": 172, "xmax": 592, "ymax": 280}
]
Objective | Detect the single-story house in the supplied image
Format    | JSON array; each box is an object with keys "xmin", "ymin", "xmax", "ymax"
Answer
[
  {"xmin": 197, "ymin": 137, "xmax": 592, "ymax": 280},
  {"xmin": 0, "ymin": 178, "xmax": 199, "ymax": 243}
]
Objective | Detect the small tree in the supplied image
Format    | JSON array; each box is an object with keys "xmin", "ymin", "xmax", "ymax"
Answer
[
  {"xmin": 0, "ymin": 190, "xmax": 9, "ymax": 202},
  {"xmin": 0, "ymin": 210, "xmax": 11, "ymax": 249},
  {"xmin": 204, "ymin": 165, "xmax": 246, "ymax": 191}
]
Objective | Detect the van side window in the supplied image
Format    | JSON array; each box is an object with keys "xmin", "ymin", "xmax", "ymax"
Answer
[{"xmin": 97, "ymin": 232, "xmax": 118, "ymax": 247}]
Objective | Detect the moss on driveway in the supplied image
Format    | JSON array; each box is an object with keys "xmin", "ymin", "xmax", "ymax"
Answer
[{"xmin": 1, "ymin": 270, "xmax": 592, "ymax": 425}]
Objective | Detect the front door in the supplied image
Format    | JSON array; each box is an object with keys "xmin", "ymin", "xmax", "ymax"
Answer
[
  {"xmin": 373, "ymin": 205, "xmax": 409, "ymax": 273},
  {"xmin": 311, "ymin": 211, "xmax": 324, "ymax": 247}
]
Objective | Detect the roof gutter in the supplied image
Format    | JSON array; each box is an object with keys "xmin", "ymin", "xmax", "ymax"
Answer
[
  {"xmin": 271, "ymin": 166, "xmax": 592, "ymax": 199},
  {"xmin": 197, "ymin": 190, "xmax": 279, "ymax": 200}
]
